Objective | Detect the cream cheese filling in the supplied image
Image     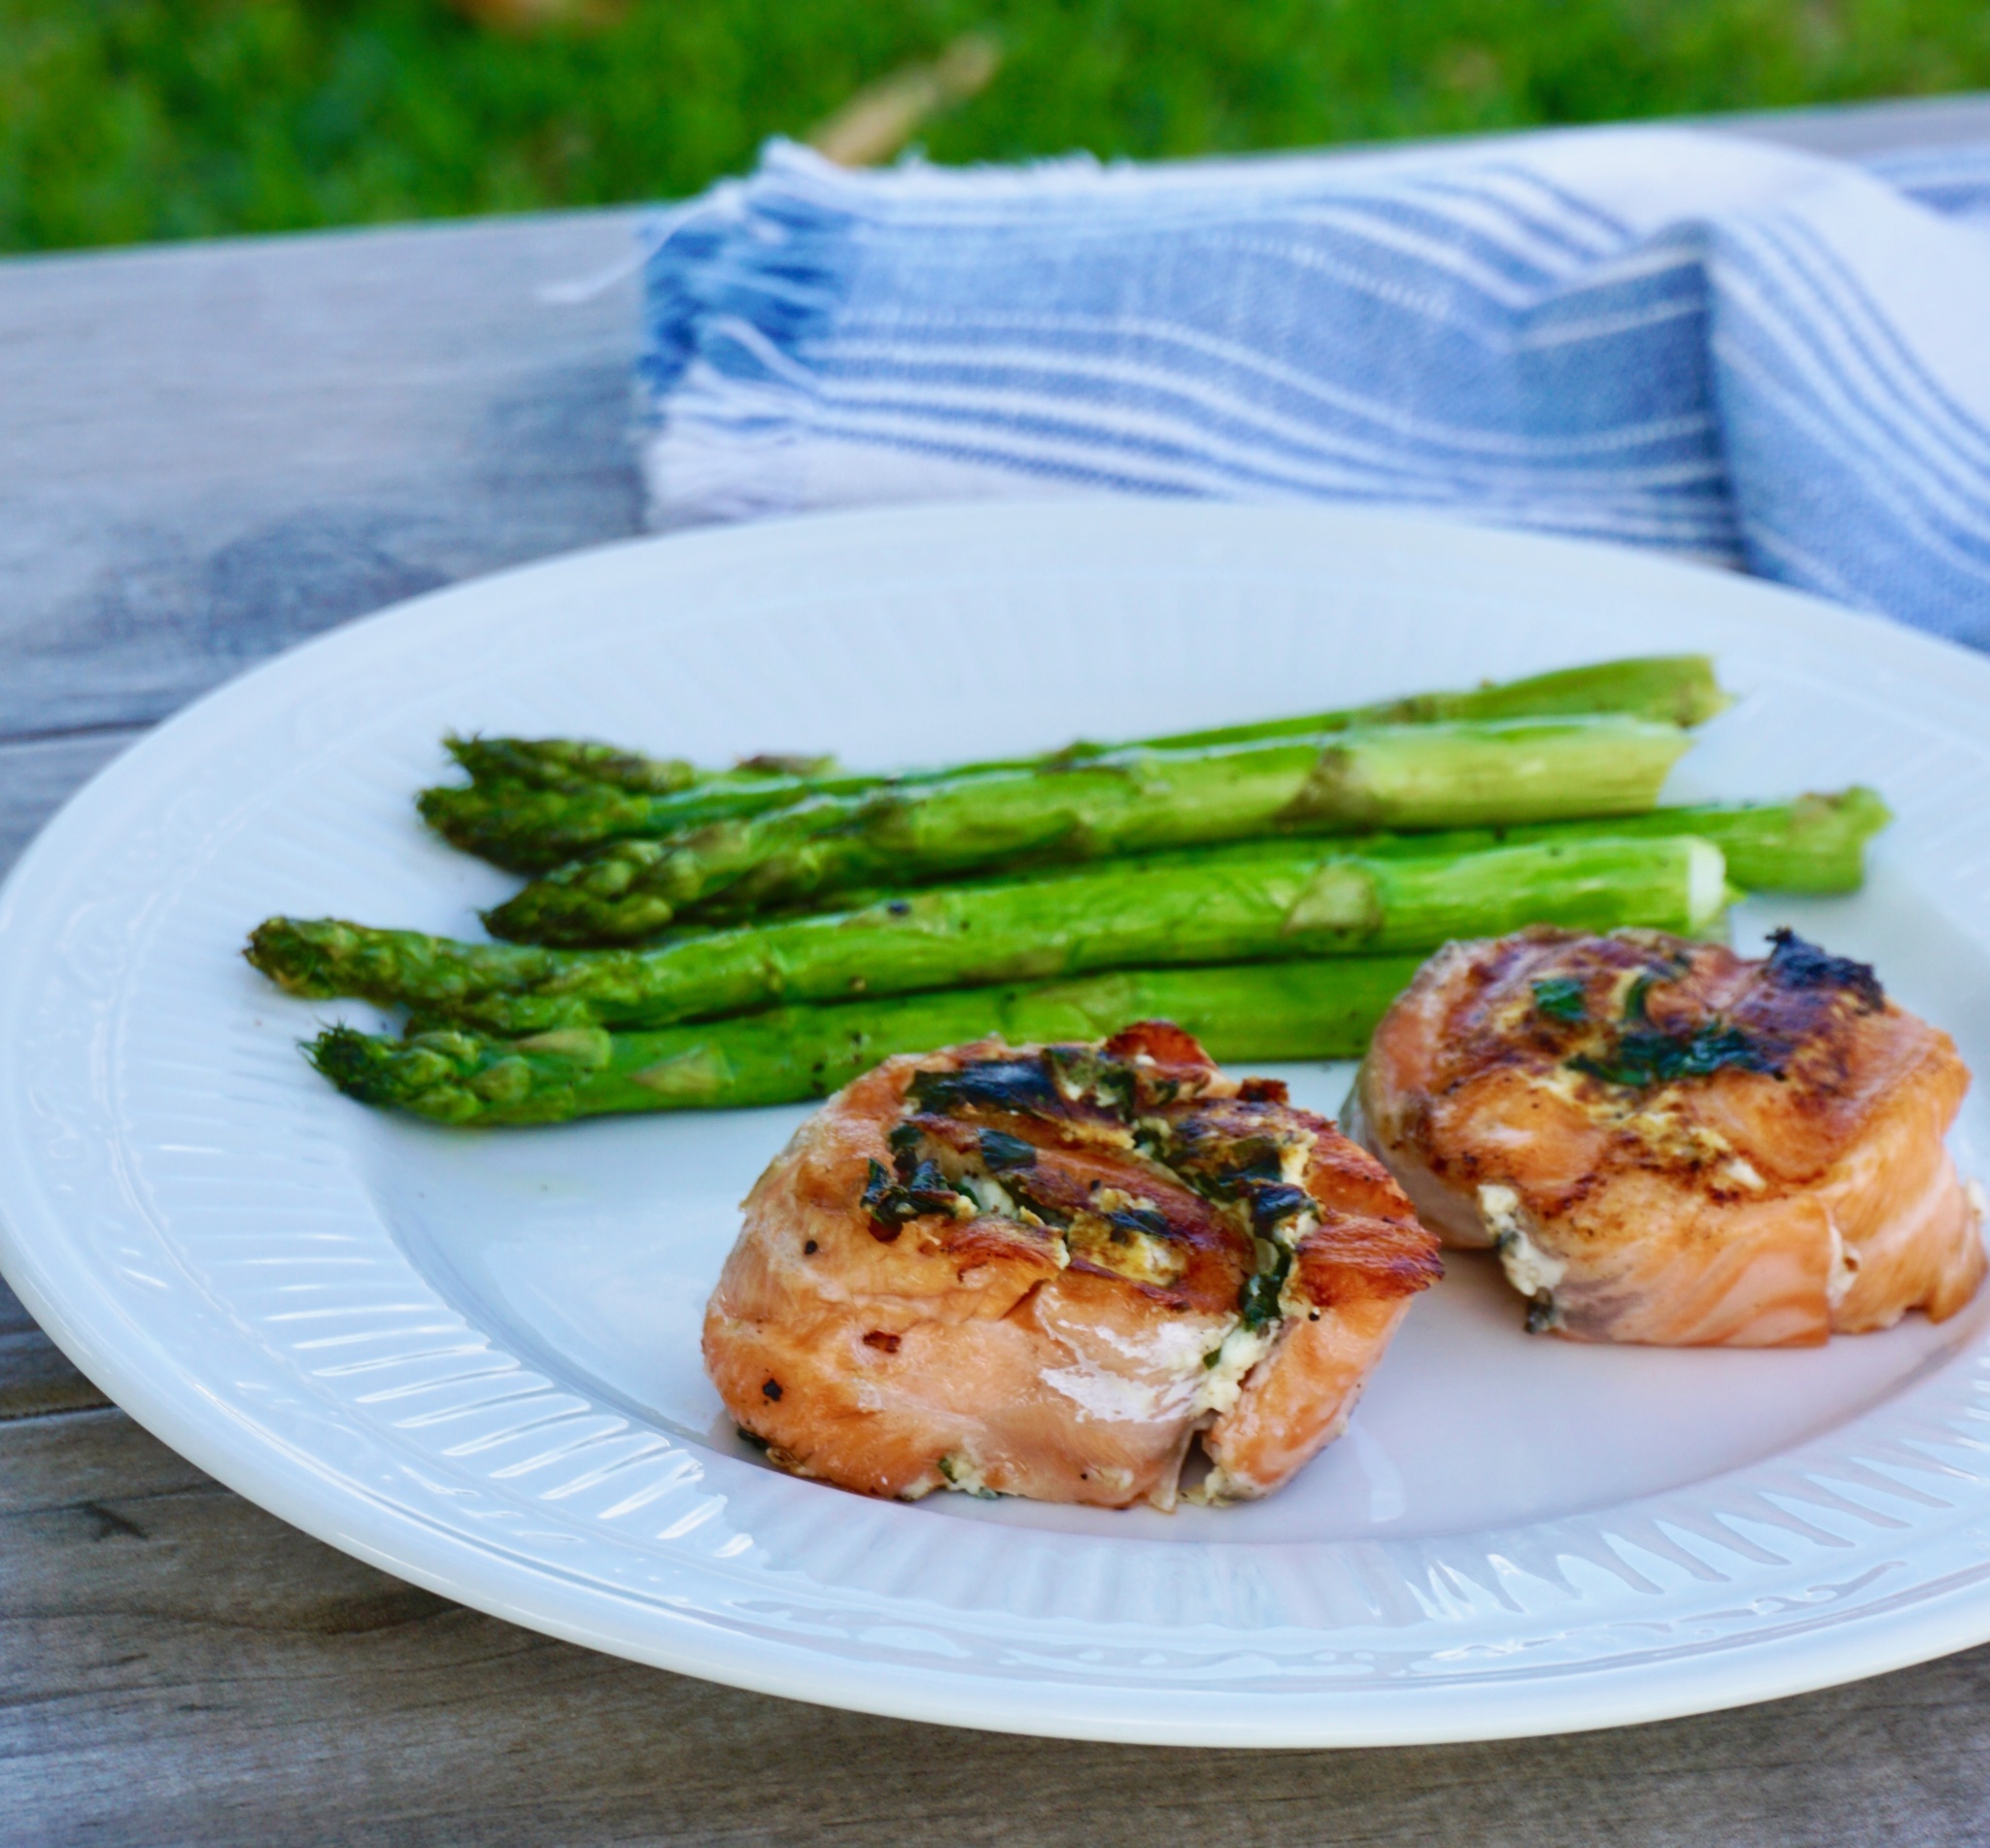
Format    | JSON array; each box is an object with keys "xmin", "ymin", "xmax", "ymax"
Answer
[
  {"xmin": 1192, "ymin": 1322, "xmax": 1276, "ymax": 1420},
  {"xmin": 1479, "ymin": 1181, "xmax": 1567, "ymax": 1299}
]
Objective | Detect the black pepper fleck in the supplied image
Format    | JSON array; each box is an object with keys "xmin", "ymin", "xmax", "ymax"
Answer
[{"xmin": 762, "ymin": 1379, "xmax": 783, "ymax": 1400}]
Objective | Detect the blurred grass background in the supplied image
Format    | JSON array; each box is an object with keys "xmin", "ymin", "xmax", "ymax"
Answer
[{"xmin": 5, "ymin": 0, "xmax": 1989, "ymax": 253}]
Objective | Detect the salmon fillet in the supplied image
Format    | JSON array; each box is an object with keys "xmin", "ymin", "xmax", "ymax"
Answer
[
  {"xmin": 1348, "ymin": 927, "xmax": 1985, "ymax": 1347},
  {"xmin": 703, "ymin": 1021, "xmax": 1439, "ymax": 1508}
]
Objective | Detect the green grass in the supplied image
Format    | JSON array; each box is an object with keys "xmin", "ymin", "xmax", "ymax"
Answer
[{"xmin": 5, "ymin": 0, "xmax": 1988, "ymax": 253}]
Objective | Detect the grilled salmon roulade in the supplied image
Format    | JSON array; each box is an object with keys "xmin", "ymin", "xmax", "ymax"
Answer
[
  {"xmin": 1347, "ymin": 927, "xmax": 1985, "ymax": 1348},
  {"xmin": 703, "ymin": 1022, "xmax": 1439, "ymax": 1508}
]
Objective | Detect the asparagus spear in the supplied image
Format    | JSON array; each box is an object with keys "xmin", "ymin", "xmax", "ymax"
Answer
[
  {"xmin": 305, "ymin": 958, "xmax": 1429, "ymax": 1125},
  {"xmin": 481, "ymin": 715, "xmax": 1693, "ymax": 945},
  {"xmin": 1358, "ymin": 787, "xmax": 1890, "ymax": 894},
  {"xmin": 427, "ymin": 655, "xmax": 1727, "ymax": 870},
  {"xmin": 251, "ymin": 834, "xmax": 1726, "ymax": 1037},
  {"xmin": 768, "ymin": 790, "xmax": 1883, "ymax": 914},
  {"xmin": 426, "ymin": 790, "xmax": 1879, "ymax": 957}
]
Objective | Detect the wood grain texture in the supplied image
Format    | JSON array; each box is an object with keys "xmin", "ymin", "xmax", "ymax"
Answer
[
  {"xmin": 0, "ymin": 208, "xmax": 647, "ymax": 738},
  {"xmin": 3, "ymin": 94, "xmax": 1989, "ymax": 1848},
  {"xmin": 1718, "ymin": 88, "xmax": 1990, "ymax": 154},
  {"xmin": 4, "ymin": 1393, "xmax": 1990, "ymax": 1848},
  {"xmin": 0, "ymin": 729, "xmax": 143, "ymax": 878}
]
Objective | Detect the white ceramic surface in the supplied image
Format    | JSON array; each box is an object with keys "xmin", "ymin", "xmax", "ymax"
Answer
[{"xmin": 4, "ymin": 500, "xmax": 1990, "ymax": 1747}]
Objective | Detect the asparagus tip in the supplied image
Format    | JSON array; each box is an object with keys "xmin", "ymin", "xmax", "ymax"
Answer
[
  {"xmin": 246, "ymin": 917, "xmax": 338, "ymax": 998},
  {"xmin": 306, "ymin": 1025, "xmax": 398, "ymax": 1105}
]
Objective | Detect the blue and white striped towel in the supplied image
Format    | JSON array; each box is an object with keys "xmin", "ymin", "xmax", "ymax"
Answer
[{"xmin": 637, "ymin": 126, "xmax": 1990, "ymax": 646}]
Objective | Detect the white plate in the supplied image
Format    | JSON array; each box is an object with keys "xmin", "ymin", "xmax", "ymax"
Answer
[{"xmin": 4, "ymin": 501, "xmax": 1990, "ymax": 1748}]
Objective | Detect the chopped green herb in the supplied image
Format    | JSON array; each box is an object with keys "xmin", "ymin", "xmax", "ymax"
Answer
[
  {"xmin": 1238, "ymin": 1244, "xmax": 1295, "ymax": 1331},
  {"xmin": 861, "ymin": 1154, "xmax": 965, "ymax": 1238},
  {"xmin": 1530, "ymin": 976, "xmax": 1588, "ymax": 1023},
  {"xmin": 1569, "ymin": 1021, "xmax": 1781, "ymax": 1089},
  {"xmin": 1245, "ymin": 1183, "xmax": 1313, "ymax": 1238},
  {"xmin": 1622, "ymin": 974, "xmax": 1656, "ymax": 1023},
  {"xmin": 977, "ymin": 1128, "xmax": 1038, "ymax": 1174},
  {"xmin": 1238, "ymin": 1270, "xmax": 1284, "ymax": 1330},
  {"xmin": 909, "ymin": 1056, "xmax": 1065, "ymax": 1118},
  {"xmin": 936, "ymin": 1454, "xmax": 999, "ymax": 1499}
]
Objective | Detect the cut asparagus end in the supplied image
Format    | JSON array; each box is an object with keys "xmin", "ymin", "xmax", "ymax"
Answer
[
  {"xmin": 1666, "ymin": 785, "xmax": 1889, "ymax": 895},
  {"xmin": 1434, "ymin": 655, "xmax": 1730, "ymax": 729},
  {"xmin": 1684, "ymin": 838, "xmax": 1732, "ymax": 936},
  {"xmin": 1781, "ymin": 786, "xmax": 1892, "ymax": 891},
  {"xmin": 1302, "ymin": 715, "xmax": 1691, "ymax": 832}
]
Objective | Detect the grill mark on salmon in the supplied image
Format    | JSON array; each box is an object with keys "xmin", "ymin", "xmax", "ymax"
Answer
[
  {"xmin": 1349, "ymin": 926, "xmax": 1985, "ymax": 1347},
  {"xmin": 703, "ymin": 1021, "xmax": 1439, "ymax": 1507}
]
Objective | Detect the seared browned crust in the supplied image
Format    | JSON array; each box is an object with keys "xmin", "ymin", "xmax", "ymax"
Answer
[
  {"xmin": 704, "ymin": 1022, "xmax": 1439, "ymax": 1507},
  {"xmin": 1352, "ymin": 927, "xmax": 1983, "ymax": 1346}
]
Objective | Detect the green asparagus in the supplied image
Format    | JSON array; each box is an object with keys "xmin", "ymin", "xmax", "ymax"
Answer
[
  {"xmin": 305, "ymin": 958, "xmax": 1429, "ymax": 1125},
  {"xmin": 1356, "ymin": 786, "xmax": 1890, "ymax": 894},
  {"xmin": 426, "ymin": 655, "xmax": 1727, "ymax": 870},
  {"xmin": 481, "ymin": 715, "xmax": 1694, "ymax": 944},
  {"xmin": 498, "ymin": 789, "xmax": 1885, "ymax": 939},
  {"xmin": 252, "ymin": 834, "xmax": 1726, "ymax": 1037}
]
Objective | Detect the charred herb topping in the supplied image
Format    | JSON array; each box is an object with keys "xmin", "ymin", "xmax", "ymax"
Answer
[
  {"xmin": 1767, "ymin": 927, "xmax": 1884, "ymax": 1010},
  {"xmin": 1621, "ymin": 972, "xmax": 1656, "ymax": 1022},
  {"xmin": 1164, "ymin": 1127, "xmax": 1286, "ymax": 1200},
  {"xmin": 1102, "ymin": 1202, "xmax": 1172, "ymax": 1238},
  {"xmin": 1239, "ymin": 1246, "xmax": 1294, "ymax": 1330},
  {"xmin": 907, "ymin": 1058, "xmax": 1065, "ymax": 1118},
  {"xmin": 861, "ymin": 1153, "xmax": 966, "ymax": 1241},
  {"xmin": 1243, "ymin": 1181, "xmax": 1315, "ymax": 1239},
  {"xmin": 1045, "ymin": 1044, "xmax": 1140, "ymax": 1116},
  {"xmin": 1561, "ymin": 931, "xmax": 1877, "ymax": 1092},
  {"xmin": 976, "ymin": 1128, "xmax": 1038, "ymax": 1173},
  {"xmin": 897, "ymin": 1043, "xmax": 1318, "ymax": 1331},
  {"xmin": 1149, "ymin": 1116, "xmax": 1318, "ymax": 1318},
  {"xmin": 1530, "ymin": 975, "xmax": 1588, "ymax": 1023},
  {"xmin": 1569, "ymin": 1020, "xmax": 1782, "ymax": 1088}
]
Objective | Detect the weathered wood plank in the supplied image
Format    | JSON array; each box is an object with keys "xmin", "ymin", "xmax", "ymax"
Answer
[
  {"xmin": 0, "ymin": 734, "xmax": 144, "ymax": 1422},
  {"xmin": 0, "ymin": 1406, "xmax": 210, "ymax": 1513},
  {"xmin": 0, "ymin": 1277, "xmax": 111, "ymax": 1421},
  {"xmin": 0, "ymin": 1330, "xmax": 112, "ymax": 1422},
  {"xmin": 0, "ymin": 727, "xmax": 143, "ymax": 878},
  {"xmin": 1, "ymin": 1404, "xmax": 1988, "ymax": 1848},
  {"xmin": 1721, "ymin": 88, "xmax": 1990, "ymax": 154},
  {"xmin": 0, "ymin": 209, "xmax": 647, "ymax": 739}
]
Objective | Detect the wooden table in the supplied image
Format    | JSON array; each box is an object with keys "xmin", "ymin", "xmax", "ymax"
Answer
[{"xmin": 7, "ymin": 94, "xmax": 1990, "ymax": 1846}]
